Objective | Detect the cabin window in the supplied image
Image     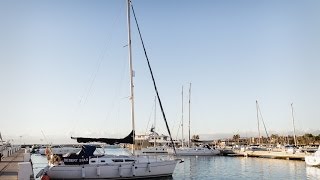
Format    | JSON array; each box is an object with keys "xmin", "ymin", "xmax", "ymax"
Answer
[
  {"xmin": 91, "ymin": 160, "xmax": 96, "ymax": 163},
  {"xmin": 125, "ymin": 159, "xmax": 135, "ymax": 162},
  {"xmin": 112, "ymin": 159, "xmax": 123, "ymax": 162},
  {"xmin": 100, "ymin": 160, "xmax": 105, "ymax": 163}
]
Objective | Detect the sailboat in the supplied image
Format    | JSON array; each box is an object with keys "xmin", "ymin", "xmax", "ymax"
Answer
[
  {"xmin": 37, "ymin": 1, "xmax": 179, "ymax": 179},
  {"xmin": 168, "ymin": 83, "xmax": 220, "ymax": 156},
  {"xmin": 247, "ymin": 100, "xmax": 269, "ymax": 151},
  {"xmin": 305, "ymin": 146, "xmax": 320, "ymax": 166}
]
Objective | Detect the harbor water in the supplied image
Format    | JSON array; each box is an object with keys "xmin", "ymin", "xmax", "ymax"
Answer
[{"xmin": 31, "ymin": 148, "xmax": 320, "ymax": 179}]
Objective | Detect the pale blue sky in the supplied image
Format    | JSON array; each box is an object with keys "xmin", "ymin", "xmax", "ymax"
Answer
[{"xmin": 1, "ymin": 0, "xmax": 319, "ymax": 143}]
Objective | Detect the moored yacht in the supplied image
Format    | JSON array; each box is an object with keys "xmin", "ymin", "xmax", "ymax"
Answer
[
  {"xmin": 140, "ymin": 130, "xmax": 172, "ymax": 153},
  {"xmin": 168, "ymin": 144, "xmax": 220, "ymax": 156},
  {"xmin": 38, "ymin": 145, "xmax": 179, "ymax": 179},
  {"xmin": 141, "ymin": 146, "xmax": 168, "ymax": 153},
  {"xmin": 305, "ymin": 146, "xmax": 320, "ymax": 166}
]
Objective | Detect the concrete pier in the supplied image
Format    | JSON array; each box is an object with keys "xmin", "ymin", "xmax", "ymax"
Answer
[
  {"xmin": 230, "ymin": 150, "xmax": 306, "ymax": 161},
  {"xmin": 0, "ymin": 148, "xmax": 30, "ymax": 180}
]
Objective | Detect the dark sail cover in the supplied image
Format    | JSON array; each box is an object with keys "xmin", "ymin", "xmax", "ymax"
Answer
[
  {"xmin": 71, "ymin": 130, "xmax": 134, "ymax": 145},
  {"xmin": 191, "ymin": 139, "xmax": 212, "ymax": 143}
]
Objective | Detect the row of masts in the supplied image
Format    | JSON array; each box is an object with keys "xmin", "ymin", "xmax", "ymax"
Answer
[{"xmin": 256, "ymin": 100, "xmax": 297, "ymax": 146}]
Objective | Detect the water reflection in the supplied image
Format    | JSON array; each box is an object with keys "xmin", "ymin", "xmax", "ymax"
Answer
[{"xmin": 306, "ymin": 166, "xmax": 320, "ymax": 179}]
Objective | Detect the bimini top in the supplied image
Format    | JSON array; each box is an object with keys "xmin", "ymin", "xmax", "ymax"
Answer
[{"xmin": 71, "ymin": 130, "xmax": 134, "ymax": 145}]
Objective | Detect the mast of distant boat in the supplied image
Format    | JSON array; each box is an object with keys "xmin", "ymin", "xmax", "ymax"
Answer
[
  {"xmin": 188, "ymin": 83, "xmax": 191, "ymax": 148},
  {"xmin": 256, "ymin": 101, "xmax": 269, "ymax": 145},
  {"xmin": 291, "ymin": 103, "xmax": 297, "ymax": 146},
  {"xmin": 154, "ymin": 96, "xmax": 157, "ymax": 147},
  {"xmin": 127, "ymin": 0, "xmax": 135, "ymax": 155},
  {"xmin": 181, "ymin": 86, "xmax": 184, "ymax": 148},
  {"xmin": 256, "ymin": 100, "xmax": 261, "ymax": 144}
]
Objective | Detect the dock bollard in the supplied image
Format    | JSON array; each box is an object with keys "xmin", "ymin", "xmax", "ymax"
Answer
[
  {"xmin": 18, "ymin": 162, "xmax": 33, "ymax": 180},
  {"xmin": 3, "ymin": 150, "xmax": 7, "ymax": 158},
  {"xmin": 23, "ymin": 153, "xmax": 31, "ymax": 162},
  {"xmin": 25, "ymin": 148, "xmax": 30, "ymax": 153}
]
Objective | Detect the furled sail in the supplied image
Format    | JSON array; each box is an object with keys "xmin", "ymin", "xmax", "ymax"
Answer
[
  {"xmin": 71, "ymin": 130, "xmax": 134, "ymax": 144},
  {"xmin": 191, "ymin": 139, "xmax": 212, "ymax": 144}
]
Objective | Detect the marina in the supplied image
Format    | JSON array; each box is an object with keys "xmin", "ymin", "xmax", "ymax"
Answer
[
  {"xmin": 1, "ymin": 144, "xmax": 320, "ymax": 179},
  {"xmin": 1, "ymin": 0, "xmax": 320, "ymax": 179},
  {"xmin": 29, "ymin": 146, "xmax": 320, "ymax": 179}
]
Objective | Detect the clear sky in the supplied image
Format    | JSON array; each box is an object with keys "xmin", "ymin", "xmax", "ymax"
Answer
[{"xmin": 1, "ymin": 0, "xmax": 319, "ymax": 144}]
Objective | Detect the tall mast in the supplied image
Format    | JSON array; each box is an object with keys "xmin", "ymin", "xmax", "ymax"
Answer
[
  {"xmin": 188, "ymin": 83, "xmax": 191, "ymax": 148},
  {"xmin": 127, "ymin": 0, "xmax": 135, "ymax": 155},
  {"xmin": 154, "ymin": 96, "xmax": 156, "ymax": 147},
  {"xmin": 181, "ymin": 86, "xmax": 184, "ymax": 148},
  {"xmin": 256, "ymin": 100, "xmax": 261, "ymax": 144},
  {"xmin": 291, "ymin": 103, "xmax": 297, "ymax": 146}
]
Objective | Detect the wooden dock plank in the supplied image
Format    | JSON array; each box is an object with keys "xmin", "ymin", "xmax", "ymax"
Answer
[{"xmin": 0, "ymin": 149, "xmax": 24, "ymax": 180}]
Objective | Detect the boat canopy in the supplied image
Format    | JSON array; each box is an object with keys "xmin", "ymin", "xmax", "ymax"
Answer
[{"xmin": 71, "ymin": 130, "xmax": 134, "ymax": 145}]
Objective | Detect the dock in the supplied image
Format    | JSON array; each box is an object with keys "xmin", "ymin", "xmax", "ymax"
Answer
[
  {"xmin": 229, "ymin": 150, "xmax": 306, "ymax": 161},
  {"xmin": 0, "ymin": 147, "xmax": 29, "ymax": 180}
]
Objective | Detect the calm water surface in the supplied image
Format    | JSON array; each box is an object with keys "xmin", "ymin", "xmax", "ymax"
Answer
[{"xmin": 31, "ymin": 148, "xmax": 320, "ymax": 180}]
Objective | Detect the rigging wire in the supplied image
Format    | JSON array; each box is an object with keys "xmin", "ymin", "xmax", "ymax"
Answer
[
  {"xmin": 140, "ymin": 98, "xmax": 156, "ymax": 148},
  {"xmin": 41, "ymin": 130, "xmax": 50, "ymax": 145},
  {"xmin": 145, "ymin": 100, "xmax": 156, "ymax": 135},
  {"xmin": 69, "ymin": 4, "xmax": 124, "ymax": 136},
  {"xmin": 130, "ymin": 2, "xmax": 177, "ymax": 154},
  {"xmin": 175, "ymin": 119, "xmax": 182, "ymax": 141},
  {"xmin": 257, "ymin": 102, "xmax": 270, "ymax": 140}
]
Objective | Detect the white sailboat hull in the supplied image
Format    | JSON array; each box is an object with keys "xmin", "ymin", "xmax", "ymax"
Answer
[
  {"xmin": 45, "ymin": 160, "xmax": 177, "ymax": 179},
  {"xmin": 305, "ymin": 156, "xmax": 320, "ymax": 166},
  {"xmin": 141, "ymin": 146, "xmax": 168, "ymax": 153},
  {"xmin": 305, "ymin": 148, "xmax": 320, "ymax": 166}
]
